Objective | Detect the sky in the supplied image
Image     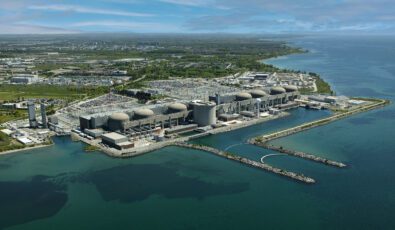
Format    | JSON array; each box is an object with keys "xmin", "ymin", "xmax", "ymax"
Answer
[{"xmin": 0, "ymin": 0, "xmax": 394, "ymax": 34}]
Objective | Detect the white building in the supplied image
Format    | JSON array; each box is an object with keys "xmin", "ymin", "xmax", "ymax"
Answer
[{"xmin": 10, "ymin": 74, "xmax": 39, "ymax": 84}]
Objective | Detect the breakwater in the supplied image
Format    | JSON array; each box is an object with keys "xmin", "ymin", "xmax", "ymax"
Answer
[
  {"xmin": 173, "ymin": 142, "xmax": 316, "ymax": 184},
  {"xmin": 249, "ymin": 98, "xmax": 389, "ymax": 168},
  {"xmin": 254, "ymin": 98, "xmax": 389, "ymax": 143},
  {"xmin": 251, "ymin": 140, "xmax": 346, "ymax": 168}
]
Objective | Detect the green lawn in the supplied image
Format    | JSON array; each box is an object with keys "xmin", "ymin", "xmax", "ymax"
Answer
[
  {"xmin": 0, "ymin": 110, "xmax": 27, "ymax": 124},
  {"xmin": 0, "ymin": 132, "xmax": 24, "ymax": 152},
  {"xmin": 0, "ymin": 84, "xmax": 109, "ymax": 101}
]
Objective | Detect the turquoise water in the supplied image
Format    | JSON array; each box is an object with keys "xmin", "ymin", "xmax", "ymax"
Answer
[{"xmin": 1, "ymin": 35, "xmax": 395, "ymax": 229}]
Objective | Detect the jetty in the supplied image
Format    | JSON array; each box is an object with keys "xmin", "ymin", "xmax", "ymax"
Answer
[
  {"xmin": 173, "ymin": 142, "xmax": 316, "ymax": 184},
  {"xmin": 251, "ymin": 140, "xmax": 346, "ymax": 168},
  {"xmin": 253, "ymin": 98, "xmax": 389, "ymax": 143},
  {"xmin": 249, "ymin": 98, "xmax": 389, "ymax": 168}
]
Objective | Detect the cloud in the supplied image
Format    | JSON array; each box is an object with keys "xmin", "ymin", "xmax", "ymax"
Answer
[
  {"xmin": 183, "ymin": 0, "xmax": 395, "ymax": 33},
  {"xmin": 0, "ymin": 0, "xmax": 394, "ymax": 34},
  {"xmin": 159, "ymin": 0, "xmax": 210, "ymax": 7},
  {"xmin": 158, "ymin": 0, "xmax": 230, "ymax": 9},
  {"xmin": 71, "ymin": 20, "xmax": 181, "ymax": 32},
  {"xmin": 29, "ymin": 4, "xmax": 154, "ymax": 17},
  {"xmin": 0, "ymin": 24, "xmax": 80, "ymax": 34}
]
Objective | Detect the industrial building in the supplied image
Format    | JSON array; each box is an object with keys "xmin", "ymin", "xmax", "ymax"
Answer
[
  {"xmin": 77, "ymin": 86, "xmax": 300, "ymax": 151},
  {"xmin": 101, "ymin": 132, "xmax": 134, "ymax": 150},
  {"xmin": 213, "ymin": 87, "xmax": 299, "ymax": 116},
  {"xmin": 10, "ymin": 74, "xmax": 39, "ymax": 84},
  {"xmin": 80, "ymin": 87, "xmax": 299, "ymax": 132},
  {"xmin": 80, "ymin": 102, "xmax": 191, "ymax": 133}
]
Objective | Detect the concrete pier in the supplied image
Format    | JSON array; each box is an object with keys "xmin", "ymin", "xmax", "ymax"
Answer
[{"xmin": 173, "ymin": 142, "xmax": 316, "ymax": 184}]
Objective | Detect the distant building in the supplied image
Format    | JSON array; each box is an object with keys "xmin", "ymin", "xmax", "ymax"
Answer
[
  {"xmin": 10, "ymin": 74, "xmax": 39, "ymax": 84},
  {"xmin": 254, "ymin": 73, "xmax": 269, "ymax": 80},
  {"xmin": 111, "ymin": 70, "xmax": 128, "ymax": 76}
]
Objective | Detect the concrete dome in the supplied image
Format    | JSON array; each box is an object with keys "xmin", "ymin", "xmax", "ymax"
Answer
[
  {"xmin": 168, "ymin": 103, "xmax": 187, "ymax": 112},
  {"xmin": 236, "ymin": 92, "xmax": 252, "ymax": 101},
  {"xmin": 270, "ymin": 87, "xmax": 286, "ymax": 95},
  {"xmin": 250, "ymin": 90, "xmax": 267, "ymax": 98},
  {"xmin": 283, "ymin": 85, "xmax": 298, "ymax": 92},
  {"xmin": 134, "ymin": 108, "xmax": 154, "ymax": 119},
  {"xmin": 108, "ymin": 112, "xmax": 129, "ymax": 131},
  {"xmin": 109, "ymin": 112, "xmax": 129, "ymax": 121}
]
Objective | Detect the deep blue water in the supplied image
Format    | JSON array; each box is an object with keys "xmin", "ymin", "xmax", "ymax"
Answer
[{"xmin": 1, "ymin": 35, "xmax": 395, "ymax": 229}]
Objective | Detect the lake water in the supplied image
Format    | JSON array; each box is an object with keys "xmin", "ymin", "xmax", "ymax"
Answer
[{"xmin": 1, "ymin": 35, "xmax": 395, "ymax": 230}]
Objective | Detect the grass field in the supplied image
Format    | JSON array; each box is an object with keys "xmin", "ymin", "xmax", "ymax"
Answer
[
  {"xmin": 0, "ymin": 132, "xmax": 24, "ymax": 152},
  {"xmin": 0, "ymin": 84, "xmax": 109, "ymax": 101},
  {"xmin": 0, "ymin": 110, "xmax": 27, "ymax": 124}
]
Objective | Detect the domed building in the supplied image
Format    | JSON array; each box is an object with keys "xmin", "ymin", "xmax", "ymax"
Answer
[
  {"xmin": 236, "ymin": 92, "xmax": 252, "ymax": 101},
  {"xmin": 283, "ymin": 85, "xmax": 298, "ymax": 92},
  {"xmin": 250, "ymin": 90, "xmax": 267, "ymax": 98},
  {"xmin": 270, "ymin": 87, "xmax": 286, "ymax": 95},
  {"xmin": 107, "ymin": 112, "xmax": 129, "ymax": 131},
  {"xmin": 133, "ymin": 108, "xmax": 154, "ymax": 120},
  {"xmin": 167, "ymin": 103, "xmax": 187, "ymax": 113}
]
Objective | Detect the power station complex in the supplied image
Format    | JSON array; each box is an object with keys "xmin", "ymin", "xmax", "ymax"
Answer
[{"xmin": 78, "ymin": 86, "xmax": 300, "ymax": 151}]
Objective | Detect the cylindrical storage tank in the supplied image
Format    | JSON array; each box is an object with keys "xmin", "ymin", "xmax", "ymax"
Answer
[
  {"xmin": 192, "ymin": 102, "xmax": 217, "ymax": 127},
  {"xmin": 133, "ymin": 108, "xmax": 154, "ymax": 120},
  {"xmin": 283, "ymin": 85, "xmax": 298, "ymax": 92},
  {"xmin": 167, "ymin": 103, "xmax": 187, "ymax": 113},
  {"xmin": 270, "ymin": 87, "xmax": 286, "ymax": 95},
  {"xmin": 235, "ymin": 92, "xmax": 252, "ymax": 101},
  {"xmin": 108, "ymin": 112, "xmax": 129, "ymax": 131},
  {"xmin": 250, "ymin": 90, "xmax": 267, "ymax": 98}
]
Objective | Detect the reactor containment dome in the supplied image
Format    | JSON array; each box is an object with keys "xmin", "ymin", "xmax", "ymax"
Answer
[
  {"xmin": 250, "ymin": 90, "xmax": 267, "ymax": 98},
  {"xmin": 270, "ymin": 87, "xmax": 286, "ymax": 95},
  {"xmin": 108, "ymin": 112, "xmax": 129, "ymax": 131},
  {"xmin": 134, "ymin": 108, "xmax": 155, "ymax": 119},
  {"xmin": 168, "ymin": 103, "xmax": 188, "ymax": 113},
  {"xmin": 283, "ymin": 85, "xmax": 298, "ymax": 92},
  {"xmin": 236, "ymin": 92, "xmax": 253, "ymax": 101}
]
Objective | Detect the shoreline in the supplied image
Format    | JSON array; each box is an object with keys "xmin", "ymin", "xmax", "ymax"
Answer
[{"xmin": 0, "ymin": 143, "xmax": 53, "ymax": 156}]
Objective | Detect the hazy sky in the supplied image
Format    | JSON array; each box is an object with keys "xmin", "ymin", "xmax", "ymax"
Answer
[{"xmin": 0, "ymin": 0, "xmax": 394, "ymax": 34}]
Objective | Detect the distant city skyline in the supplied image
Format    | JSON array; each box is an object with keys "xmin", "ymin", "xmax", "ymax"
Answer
[{"xmin": 0, "ymin": 0, "xmax": 394, "ymax": 34}]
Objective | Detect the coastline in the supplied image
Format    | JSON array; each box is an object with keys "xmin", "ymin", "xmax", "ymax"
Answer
[{"xmin": 0, "ymin": 143, "xmax": 53, "ymax": 156}]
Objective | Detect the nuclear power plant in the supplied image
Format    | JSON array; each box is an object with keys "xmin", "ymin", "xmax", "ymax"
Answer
[{"xmin": 76, "ymin": 87, "xmax": 300, "ymax": 151}]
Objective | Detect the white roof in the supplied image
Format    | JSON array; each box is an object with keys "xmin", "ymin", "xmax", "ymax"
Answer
[
  {"xmin": 17, "ymin": 137, "xmax": 33, "ymax": 144},
  {"xmin": 102, "ymin": 132, "xmax": 127, "ymax": 140}
]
